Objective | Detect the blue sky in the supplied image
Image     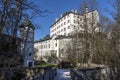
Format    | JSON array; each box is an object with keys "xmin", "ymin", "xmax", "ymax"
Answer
[{"xmin": 33, "ymin": 0, "xmax": 111, "ymax": 41}]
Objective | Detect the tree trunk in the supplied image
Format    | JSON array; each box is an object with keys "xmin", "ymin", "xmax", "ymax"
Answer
[{"xmin": 0, "ymin": 28, "xmax": 2, "ymax": 51}]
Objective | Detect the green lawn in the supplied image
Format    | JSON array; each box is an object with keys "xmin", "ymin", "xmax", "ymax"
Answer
[{"xmin": 35, "ymin": 63, "xmax": 57, "ymax": 67}]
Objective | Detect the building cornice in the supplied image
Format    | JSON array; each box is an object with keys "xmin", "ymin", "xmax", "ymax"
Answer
[{"xmin": 34, "ymin": 38, "xmax": 52, "ymax": 43}]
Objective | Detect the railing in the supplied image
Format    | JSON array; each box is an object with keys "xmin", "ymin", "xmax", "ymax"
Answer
[
  {"xmin": 21, "ymin": 67, "xmax": 57, "ymax": 80},
  {"xmin": 70, "ymin": 66, "xmax": 118, "ymax": 80},
  {"xmin": 70, "ymin": 68, "xmax": 88, "ymax": 80}
]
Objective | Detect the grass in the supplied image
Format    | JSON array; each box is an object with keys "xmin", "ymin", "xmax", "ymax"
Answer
[{"xmin": 35, "ymin": 63, "xmax": 57, "ymax": 67}]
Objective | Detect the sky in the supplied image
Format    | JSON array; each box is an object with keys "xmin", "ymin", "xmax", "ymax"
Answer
[{"xmin": 33, "ymin": 0, "xmax": 112, "ymax": 41}]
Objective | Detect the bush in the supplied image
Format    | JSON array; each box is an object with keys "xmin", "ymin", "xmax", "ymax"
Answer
[
  {"xmin": 40, "ymin": 61, "xmax": 47, "ymax": 65},
  {"xmin": 58, "ymin": 61, "xmax": 75, "ymax": 68}
]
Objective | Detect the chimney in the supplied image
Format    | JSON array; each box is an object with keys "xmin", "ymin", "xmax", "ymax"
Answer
[
  {"xmin": 60, "ymin": 14, "xmax": 62, "ymax": 17},
  {"xmin": 75, "ymin": 10, "xmax": 77, "ymax": 13},
  {"xmin": 85, "ymin": 7, "xmax": 89, "ymax": 13},
  {"xmin": 56, "ymin": 18, "xmax": 58, "ymax": 21},
  {"xmin": 71, "ymin": 9, "xmax": 74, "ymax": 12}
]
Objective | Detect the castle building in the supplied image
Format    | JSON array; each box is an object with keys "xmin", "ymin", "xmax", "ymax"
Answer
[
  {"xmin": 34, "ymin": 36, "xmax": 71, "ymax": 60},
  {"xmin": 34, "ymin": 8, "xmax": 100, "ymax": 60},
  {"xmin": 50, "ymin": 8, "xmax": 99, "ymax": 38}
]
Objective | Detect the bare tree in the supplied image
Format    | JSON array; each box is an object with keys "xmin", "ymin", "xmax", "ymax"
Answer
[
  {"xmin": 110, "ymin": 0, "xmax": 120, "ymax": 66},
  {"xmin": 0, "ymin": 0, "xmax": 48, "ymax": 79},
  {"xmin": 0, "ymin": 0, "xmax": 48, "ymax": 50},
  {"xmin": 65, "ymin": 0, "xmax": 100, "ymax": 67}
]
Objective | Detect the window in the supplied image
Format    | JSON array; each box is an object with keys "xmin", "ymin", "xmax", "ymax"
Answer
[
  {"xmin": 74, "ymin": 20, "xmax": 75, "ymax": 23},
  {"xmin": 67, "ymin": 14, "xmax": 69, "ymax": 18},
  {"xmin": 80, "ymin": 18, "xmax": 82, "ymax": 21},
  {"xmin": 64, "ymin": 22, "xmax": 66, "ymax": 25},
  {"xmin": 67, "ymin": 20, "xmax": 70, "ymax": 23},
  {"xmin": 49, "ymin": 44, "xmax": 50, "ymax": 48},
  {"xmin": 55, "ymin": 43, "xmax": 57, "ymax": 47},
  {"xmin": 64, "ymin": 28, "xmax": 66, "ymax": 31},
  {"xmin": 29, "ymin": 53, "xmax": 32, "ymax": 56},
  {"xmin": 61, "ymin": 29, "xmax": 63, "ymax": 32},
  {"xmin": 28, "ymin": 62, "xmax": 33, "ymax": 68},
  {"xmin": 68, "ymin": 26, "xmax": 70, "ymax": 29}
]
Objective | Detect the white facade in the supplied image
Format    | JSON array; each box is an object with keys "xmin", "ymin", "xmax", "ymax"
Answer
[
  {"xmin": 34, "ymin": 38, "xmax": 55, "ymax": 58},
  {"xmin": 34, "ymin": 37, "xmax": 71, "ymax": 59},
  {"xmin": 34, "ymin": 8, "xmax": 100, "ymax": 60},
  {"xmin": 50, "ymin": 9, "xmax": 99, "ymax": 37}
]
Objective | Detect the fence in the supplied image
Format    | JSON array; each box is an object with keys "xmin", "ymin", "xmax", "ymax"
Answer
[
  {"xmin": 70, "ymin": 66, "xmax": 119, "ymax": 80},
  {"xmin": 21, "ymin": 67, "xmax": 57, "ymax": 80}
]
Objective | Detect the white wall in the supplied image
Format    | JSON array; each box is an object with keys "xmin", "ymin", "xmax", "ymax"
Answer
[
  {"xmin": 34, "ymin": 37, "xmax": 71, "ymax": 59},
  {"xmin": 50, "ymin": 10, "xmax": 99, "ymax": 38},
  {"xmin": 34, "ymin": 9, "xmax": 100, "ymax": 60}
]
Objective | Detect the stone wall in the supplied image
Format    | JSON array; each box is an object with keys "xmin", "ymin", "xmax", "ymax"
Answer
[{"xmin": 70, "ymin": 66, "xmax": 119, "ymax": 80}]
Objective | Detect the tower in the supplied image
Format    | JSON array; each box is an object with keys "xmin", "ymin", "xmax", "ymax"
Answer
[{"xmin": 20, "ymin": 18, "xmax": 35, "ymax": 67}]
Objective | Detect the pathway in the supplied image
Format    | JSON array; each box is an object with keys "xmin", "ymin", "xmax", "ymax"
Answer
[{"xmin": 53, "ymin": 69, "xmax": 72, "ymax": 80}]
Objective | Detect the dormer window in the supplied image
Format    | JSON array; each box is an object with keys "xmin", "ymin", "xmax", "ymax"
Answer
[{"xmin": 67, "ymin": 14, "xmax": 69, "ymax": 18}]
